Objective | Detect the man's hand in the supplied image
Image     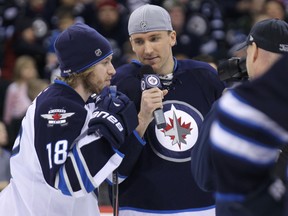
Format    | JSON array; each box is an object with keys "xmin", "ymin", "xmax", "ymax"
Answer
[
  {"xmin": 88, "ymin": 86, "xmax": 138, "ymax": 148},
  {"xmin": 137, "ymin": 87, "xmax": 168, "ymax": 137}
]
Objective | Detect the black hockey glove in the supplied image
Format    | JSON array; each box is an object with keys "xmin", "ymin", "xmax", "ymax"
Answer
[{"xmin": 88, "ymin": 86, "xmax": 138, "ymax": 149}]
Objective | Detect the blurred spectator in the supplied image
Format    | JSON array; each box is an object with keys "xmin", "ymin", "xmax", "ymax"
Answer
[
  {"xmin": 225, "ymin": 0, "xmax": 288, "ymax": 59},
  {"xmin": 164, "ymin": 1, "xmax": 202, "ymax": 59},
  {"xmin": 82, "ymin": 0, "xmax": 129, "ymax": 67},
  {"xmin": 0, "ymin": 0, "xmax": 21, "ymax": 80},
  {"xmin": 16, "ymin": 0, "xmax": 49, "ymax": 64},
  {"xmin": 118, "ymin": 40, "xmax": 138, "ymax": 64},
  {"xmin": 0, "ymin": 120, "xmax": 11, "ymax": 191},
  {"xmin": 3, "ymin": 55, "xmax": 38, "ymax": 147},
  {"xmin": 12, "ymin": 17, "xmax": 47, "ymax": 78},
  {"xmin": 182, "ymin": 0, "xmax": 227, "ymax": 59},
  {"xmin": 193, "ymin": 54, "xmax": 218, "ymax": 70},
  {"xmin": 125, "ymin": 0, "xmax": 149, "ymax": 12},
  {"xmin": 27, "ymin": 78, "xmax": 49, "ymax": 101},
  {"xmin": 19, "ymin": 0, "xmax": 47, "ymax": 20},
  {"xmin": 0, "ymin": 69, "xmax": 11, "ymax": 120},
  {"xmin": 42, "ymin": 0, "xmax": 87, "ymax": 29},
  {"xmin": 263, "ymin": 0, "xmax": 288, "ymax": 21},
  {"xmin": 44, "ymin": 6, "xmax": 76, "ymax": 81},
  {"xmin": 223, "ymin": 0, "xmax": 269, "ymax": 58}
]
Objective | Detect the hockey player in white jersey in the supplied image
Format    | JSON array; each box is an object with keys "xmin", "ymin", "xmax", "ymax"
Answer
[{"xmin": 0, "ymin": 22, "xmax": 138, "ymax": 216}]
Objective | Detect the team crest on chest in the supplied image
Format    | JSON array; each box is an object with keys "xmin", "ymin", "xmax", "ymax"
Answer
[
  {"xmin": 41, "ymin": 109, "xmax": 75, "ymax": 126},
  {"xmin": 148, "ymin": 100, "xmax": 203, "ymax": 162}
]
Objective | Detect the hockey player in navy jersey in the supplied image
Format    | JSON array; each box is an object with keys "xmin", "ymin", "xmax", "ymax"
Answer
[
  {"xmin": 0, "ymin": 22, "xmax": 138, "ymax": 216},
  {"xmin": 192, "ymin": 18, "xmax": 288, "ymax": 216},
  {"xmin": 111, "ymin": 4, "xmax": 225, "ymax": 216}
]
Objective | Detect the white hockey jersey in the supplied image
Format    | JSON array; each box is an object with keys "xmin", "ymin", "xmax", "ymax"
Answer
[{"xmin": 0, "ymin": 80, "xmax": 123, "ymax": 216}]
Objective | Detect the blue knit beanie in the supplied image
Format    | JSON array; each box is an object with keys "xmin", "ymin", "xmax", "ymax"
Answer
[{"xmin": 54, "ymin": 22, "xmax": 113, "ymax": 77}]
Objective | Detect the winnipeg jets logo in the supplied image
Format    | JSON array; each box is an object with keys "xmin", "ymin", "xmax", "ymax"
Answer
[
  {"xmin": 147, "ymin": 75, "xmax": 159, "ymax": 86},
  {"xmin": 151, "ymin": 100, "xmax": 203, "ymax": 162},
  {"xmin": 41, "ymin": 109, "xmax": 75, "ymax": 126},
  {"xmin": 163, "ymin": 111, "xmax": 192, "ymax": 149}
]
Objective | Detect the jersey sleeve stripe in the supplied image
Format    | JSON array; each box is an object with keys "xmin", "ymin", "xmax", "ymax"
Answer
[
  {"xmin": 210, "ymin": 121, "xmax": 280, "ymax": 165},
  {"xmin": 57, "ymin": 166, "xmax": 72, "ymax": 196},
  {"xmin": 69, "ymin": 152, "xmax": 87, "ymax": 195},
  {"xmin": 72, "ymin": 146, "xmax": 95, "ymax": 193},
  {"xmin": 93, "ymin": 153, "xmax": 123, "ymax": 186},
  {"xmin": 220, "ymin": 91, "xmax": 288, "ymax": 143},
  {"xmin": 215, "ymin": 192, "xmax": 245, "ymax": 202}
]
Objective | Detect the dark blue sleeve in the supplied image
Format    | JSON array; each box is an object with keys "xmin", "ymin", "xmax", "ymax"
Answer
[
  {"xmin": 191, "ymin": 102, "xmax": 218, "ymax": 192},
  {"xmin": 34, "ymin": 93, "xmax": 87, "ymax": 185},
  {"xmin": 117, "ymin": 131, "xmax": 145, "ymax": 178}
]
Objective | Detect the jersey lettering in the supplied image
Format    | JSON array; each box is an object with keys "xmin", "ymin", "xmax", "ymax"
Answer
[{"xmin": 93, "ymin": 111, "xmax": 123, "ymax": 131}]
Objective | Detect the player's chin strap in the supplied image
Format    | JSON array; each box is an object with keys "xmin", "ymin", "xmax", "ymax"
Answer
[{"xmin": 110, "ymin": 85, "xmax": 119, "ymax": 216}]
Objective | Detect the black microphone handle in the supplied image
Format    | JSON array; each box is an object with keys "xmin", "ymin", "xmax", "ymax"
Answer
[{"xmin": 154, "ymin": 108, "xmax": 166, "ymax": 129}]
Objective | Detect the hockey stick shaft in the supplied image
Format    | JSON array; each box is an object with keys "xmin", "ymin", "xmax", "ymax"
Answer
[
  {"xmin": 110, "ymin": 85, "xmax": 119, "ymax": 216},
  {"xmin": 112, "ymin": 169, "xmax": 119, "ymax": 216}
]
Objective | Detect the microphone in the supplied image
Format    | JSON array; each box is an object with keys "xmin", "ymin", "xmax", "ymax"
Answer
[{"xmin": 140, "ymin": 65, "xmax": 166, "ymax": 129}]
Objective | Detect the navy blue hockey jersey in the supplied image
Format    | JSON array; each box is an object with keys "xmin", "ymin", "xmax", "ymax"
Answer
[{"xmin": 112, "ymin": 59, "xmax": 225, "ymax": 215}]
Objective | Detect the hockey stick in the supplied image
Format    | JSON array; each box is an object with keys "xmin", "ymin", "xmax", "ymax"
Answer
[
  {"xmin": 109, "ymin": 85, "xmax": 119, "ymax": 216},
  {"xmin": 112, "ymin": 169, "xmax": 119, "ymax": 216}
]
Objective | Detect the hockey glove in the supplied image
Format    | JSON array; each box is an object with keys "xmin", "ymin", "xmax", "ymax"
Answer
[
  {"xmin": 88, "ymin": 86, "xmax": 138, "ymax": 148},
  {"xmin": 95, "ymin": 86, "xmax": 130, "ymax": 113}
]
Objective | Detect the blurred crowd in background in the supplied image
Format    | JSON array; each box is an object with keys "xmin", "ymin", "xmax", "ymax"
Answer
[{"xmin": 1, "ymin": 0, "xmax": 288, "ymax": 194}]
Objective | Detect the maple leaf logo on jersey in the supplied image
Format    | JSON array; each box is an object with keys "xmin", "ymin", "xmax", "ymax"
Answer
[
  {"xmin": 41, "ymin": 109, "xmax": 75, "ymax": 126},
  {"xmin": 151, "ymin": 101, "xmax": 203, "ymax": 162}
]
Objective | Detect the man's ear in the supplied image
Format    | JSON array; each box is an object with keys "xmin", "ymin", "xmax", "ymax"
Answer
[
  {"xmin": 171, "ymin": 40, "xmax": 177, "ymax": 47},
  {"xmin": 129, "ymin": 37, "xmax": 135, "ymax": 52},
  {"xmin": 251, "ymin": 42, "xmax": 258, "ymax": 62},
  {"xmin": 170, "ymin": 31, "xmax": 177, "ymax": 47}
]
